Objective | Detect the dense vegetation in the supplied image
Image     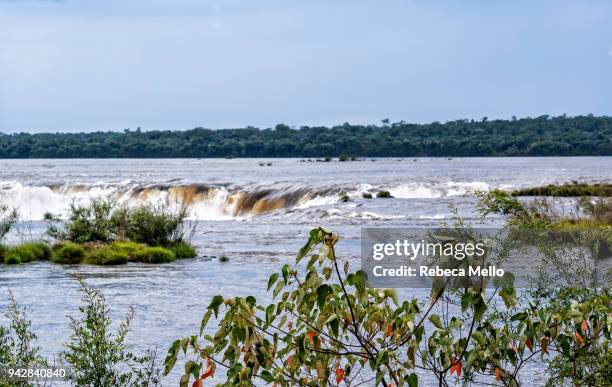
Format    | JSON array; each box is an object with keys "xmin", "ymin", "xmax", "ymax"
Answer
[
  {"xmin": 513, "ymin": 182, "xmax": 612, "ymax": 197},
  {"xmin": 1, "ymin": 115, "xmax": 611, "ymax": 158},
  {"xmin": 166, "ymin": 196, "xmax": 611, "ymax": 386},
  {"xmin": 0, "ymin": 200, "xmax": 197, "ymax": 266},
  {"xmin": 1, "ymin": 192, "xmax": 610, "ymax": 385}
]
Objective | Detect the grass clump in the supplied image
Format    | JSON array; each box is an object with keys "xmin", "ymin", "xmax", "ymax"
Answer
[
  {"xmin": 52, "ymin": 243, "xmax": 87, "ymax": 264},
  {"xmin": 376, "ymin": 190, "xmax": 393, "ymax": 198},
  {"xmin": 109, "ymin": 241, "xmax": 147, "ymax": 261},
  {"xmin": 168, "ymin": 241, "xmax": 197, "ymax": 259},
  {"xmin": 9, "ymin": 242, "xmax": 52, "ymax": 263},
  {"xmin": 362, "ymin": 192, "xmax": 373, "ymax": 199},
  {"xmin": 219, "ymin": 255, "xmax": 229, "ymax": 262},
  {"xmin": 339, "ymin": 193, "xmax": 350, "ymax": 203},
  {"xmin": 85, "ymin": 246, "xmax": 129, "ymax": 266},
  {"xmin": 132, "ymin": 247, "xmax": 176, "ymax": 264},
  {"xmin": 4, "ymin": 253, "xmax": 21, "ymax": 265}
]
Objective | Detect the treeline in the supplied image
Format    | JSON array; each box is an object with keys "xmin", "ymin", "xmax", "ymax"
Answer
[{"xmin": 0, "ymin": 115, "xmax": 610, "ymax": 158}]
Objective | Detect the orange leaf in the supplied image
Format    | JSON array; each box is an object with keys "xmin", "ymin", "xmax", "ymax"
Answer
[
  {"xmin": 581, "ymin": 320, "xmax": 588, "ymax": 333},
  {"xmin": 307, "ymin": 330, "xmax": 317, "ymax": 343},
  {"xmin": 495, "ymin": 367, "xmax": 502, "ymax": 381},
  {"xmin": 287, "ymin": 355, "xmax": 296, "ymax": 367},
  {"xmin": 201, "ymin": 360, "xmax": 215, "ymax": 380},
  {"xmin": 575, "ymin": 332, "xmax": 585, "ymax": 346},
  {"xmin": 386, "ymin": 323, "xmax": 393, "ymax": 337},
  {"xmin": 525, "ymin": 337, "xmax": 533, "ymax": 352},
  {"xmin": 450, "ymin": 360, "xmax": 462, "ymax": 378},
  {"xmin": 540, "ymin": 337, "xmax": 549, "ymax": 355},
  {"xmin": 512, "ymin": 341, "xmax": 517, "ymax": 353},
  {"xmin": 335, "ymin": 367, "xmax": 345, "ymax": 384}
]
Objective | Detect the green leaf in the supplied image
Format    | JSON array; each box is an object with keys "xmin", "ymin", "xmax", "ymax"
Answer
[
  {"xmin": 265, "ymin": 304, "xmax": 275, "ymax": 328},
  {"xmin": 281, "ymin": 264, "xmax": 290, "ymax": 284},
  {"xmin": 200, "ymin": 310, "xmax": 212, "ymax": 336},
  {"xmin": 267, "ymin": 273, "xmax": 279, "ymax": 291},
  {"xmin": 429, "ymin": 314, "xmax": 444, "ymax": 329},
  {"xmin": 472, "ymin": 331, "xmax": 486, "ymax": 347},
  {"xmin": 316, "ymin": 284, "xmax": 332, "ymax": 310},
  {"xmin": 164, "ymin": 339, "xmax": 180, "ymax": 375},
  {"xmin": 260, "ymin": 370, "xmax": 274, "ymax": 383},
  {"xmin": 405, "ymin": 373, "xmax": 418, "ymax": 387},
  {"xmin": 461, "ymin": 291, "xmax": 470, "ymax": 312},
  {"xmin": 207, "ymin": 295, "xmax": 224, "ymax": 318},
  {"xmin": 511, "ymin": 312, "xmax": 528, "ymax": 322}
]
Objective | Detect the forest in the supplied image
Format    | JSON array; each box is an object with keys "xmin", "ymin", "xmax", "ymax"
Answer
[{"xmin": 0, "ymin": 115, "xmax": 610, "ymax": 158}]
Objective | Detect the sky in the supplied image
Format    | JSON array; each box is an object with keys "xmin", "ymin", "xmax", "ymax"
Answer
[{"xmin": 1, "ymin": 0, "xmax": 611, "ymax": 133}]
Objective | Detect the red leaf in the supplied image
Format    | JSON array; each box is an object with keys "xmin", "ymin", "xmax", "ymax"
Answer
[
  {"xmin": 307, "ymin": 330, "xmax": 317, "ymax": 342},
  {"xmin": 450, "ymin": 360, "xmax": 462, "ymax": 378},
  {"xmin": 201, "ymin": 361, "xmax": 215, "ymax": 380},
  {"xmin": 495, "ymin": 367, "xmax": 502, "ymax": 381},
  {"xmin": 335, "ymin": 367, "xmax": 345, "ymax": 384},
  {"xmin": 581, "ymin": 319, "xmax": 588, "ymax": 333},
  {"xmin": 575, "ymin": 332, "xmax": 585, "ymax": 346},
  {"xmin": 540, "ymin": 337, "xmax": 549, "ymax": 355},
  {"xmin": 386, "ymin": 323, "xmax": 393, "ymax": 337},
  {"xmin": 525, "ymin": 337, "xmax": 534, "ymax": 352},
  {"xmin": 192, "ymin": 380, "xmax": 202, "ymax": 387}
]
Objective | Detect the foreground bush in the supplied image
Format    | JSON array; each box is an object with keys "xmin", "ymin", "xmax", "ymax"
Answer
[
  {"xmin": 0, "ymin": 291, "xmax": 47, "ymax": 371},
  {"xmin": 63, "ymin": 279, "xmax": 161, "ymax": 386},
  {"xmin": 166, "ymin": 227, "xmax": 611, "ymax": 385},
  {"xmin": 132, "ymin": 247, "xmax": 176, "ymax": 264},
  {"xmin": 52, "ymin": 242, "xmax": 87, "ymax": 264}
]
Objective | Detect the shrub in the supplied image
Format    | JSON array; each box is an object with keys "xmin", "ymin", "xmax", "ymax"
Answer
[
  {"xmin": 362, "ymin": 192, "xmax": 373, "ymax": 199},
  {"xmin": 376, "ymin": 190, "xmax": 393, "ymax": 198},
  {"xmin": 85, "ymin": 247, "xmax": 129, "ymax": 266},
  {"xmin": 338, "ymin": 193, "xmax": 350, "ymax": 203},
  {"xmin": 52, "ymin": 243, "xmax": 87, "ymax": 264},
  {"xmin": 0, "ymin": 291, "xmax": 46, "ymax": 369},
  {"xmin": 132, "ymin": 247, "xmax": 176, "ymax": 264},
  {"xmin": 0, "ymin": 205, "xmax": 18, "ymax": 241},
  {"xmin": 218, "ymin": 254, "xmax": 229, "ymax": 262},
  {"xmin": 63, "ymin": 279, "xmax": 161, "ymax": 386},
  {"xmin": 110, "ymin": 241, "xmax": 147, "ymax": 261},
  {"xmin": 111, "ymin": 205, "xmax": 188, "ymax": 247},
  {"xmin": 48, "ymin": 199, "xmax": 117, "ymax": 244},
  {"xmin": 168, "ymin": 241, "xmax": 197, "ymax": 259},
  {"xmin": 9, "ymin": 242, "xmax": 52, "ymax": 263}
]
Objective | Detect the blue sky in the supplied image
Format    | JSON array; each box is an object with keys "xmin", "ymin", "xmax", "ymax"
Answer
[{"xmin": 1, "ymin": 0, "xmax": 611, "ymax": 132}]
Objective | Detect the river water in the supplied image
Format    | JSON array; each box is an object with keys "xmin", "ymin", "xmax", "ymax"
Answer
[{"xmin": 0, "ymin": 157, "xmax": 610, "ymax": 385}]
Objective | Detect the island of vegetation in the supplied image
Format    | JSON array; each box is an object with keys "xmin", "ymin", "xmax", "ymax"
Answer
[
  {"xmin": 0, "ymin": 200, "xmax": 197, "ymax": 266},
  {"xmin": 0, "ymin": 115, "xmax": 610, "ymax": 158}
]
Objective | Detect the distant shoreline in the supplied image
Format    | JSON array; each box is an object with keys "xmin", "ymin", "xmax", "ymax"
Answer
[{"xmin": 1, "ymin": 115, "xmax": 610, "ymax": 158}]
